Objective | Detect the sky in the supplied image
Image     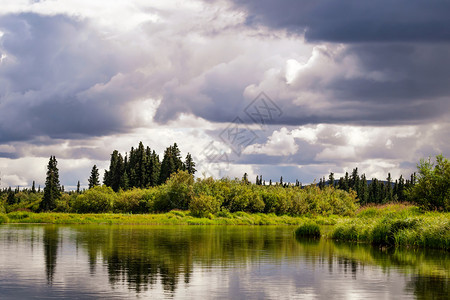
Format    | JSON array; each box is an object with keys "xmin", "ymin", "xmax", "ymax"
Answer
[{"xmin": 0, "ymin": 0, "xmax": 449, "ymax": 189}]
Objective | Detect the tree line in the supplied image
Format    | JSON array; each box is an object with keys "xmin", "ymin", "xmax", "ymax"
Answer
[{"xmin": 0, "ymin": 149, "xmax": 448, "ymax": 213}]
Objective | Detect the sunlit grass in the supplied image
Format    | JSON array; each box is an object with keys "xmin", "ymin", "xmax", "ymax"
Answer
[
  {"xmin": 3, "ymin": 204, "xmax": 449, "ymax": 250},
  {"xmin": 331, "ymin": 204, "xmax": 450, "ymax": 250}
]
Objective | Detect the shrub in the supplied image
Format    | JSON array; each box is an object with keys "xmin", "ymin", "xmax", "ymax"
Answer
[
  {"xmin": 295, "ymin": 221, "xmax": 321, "ymax": 238},
  {"xmin": 71, "ymin": 186, "xmax": 116, "ymax": 213},
  {"xmin": 7, "ymin": 211, "xmax": 31, "ymax": 220},
  {"xmin": 54, "ymin": 194, "xmax": 70, "ymax": 212},
  {"xmin": 114, "ymin": 188, "xmax": 147, "ymax": 213},
  {"xmin": 161, "ymin": 170, "xmax": 194, "ymax": 211},
  {"xmin": 189, "ymin": 194, "xmax": 221, "ymax": 217},
  {"xmin": 0, "ymin": 214, "xmax": 8, "ymax": 224},
  {"xmin": 408, "ymin": 154, "xmax": 450, "ymax": 211}
]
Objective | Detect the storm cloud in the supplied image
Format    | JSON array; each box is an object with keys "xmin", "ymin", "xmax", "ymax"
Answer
[
  {"xmin": 0, "ymin": 0, "xmax": 448, "ymax": 187},
  {"xmin": 230, "ymin": 0, "xmax": 450, "ymax": 42}
]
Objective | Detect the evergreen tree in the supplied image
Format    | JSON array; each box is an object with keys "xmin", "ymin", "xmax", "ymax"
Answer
[
  {"xmin": 184, "ymin": 153, "xmax": 196, "ymax": 175},
  {"xmin": 398, "ymin": 175, "xmax": 405, "ymax": 201},
  {"xmin": 359, "ymin": 174, "xmax": 368, "ymax": 205},
  {"xmin": 88, "ymin": 165, "xmax": 100, "ymax": 189},
  {"xmin": 159, "ymin": 143, "xmax": 183, "ymax": 184},
  {"xmin": 343, "ymin": 172, "xmax": 350, "ymax": 192},
  {"xmin": 338, "ymin": 177, "xmax": 344, "ymax": 190},
  {"xmin": 318, "ymin": 178, "xmax": 324, "ymax": 189},
  {"xmin": 328, "ymin": 172, "xmax": 335, "ymax": 187},
  {"xmin": 7, "ymin": 187, "xmax": 15, "ymax": 205},
  {"xmin": 351, "ymin": 168, "xmax": 360, "ymax": 196},
  {"xmin": 31, "ymin": 181, "xmax": 36, "ymax": 193},
  {"xmin": 148, "ymin": 150, "xmax": 161, "ymax": 186},
  {"xmin": 280, "ymin": 176, "xmax": 283, "ymax": 186},
  {"xmin": 76, "ymin": 181, "xmax": 80, "ymax": 194},
  {"xmin": 39, "ymin": 156, "xmax": 61, "ymax": 212},
  {"xmin": 242, "ymin": 173, "xmax": 249, "ymax": 184},
  {"xmin": 104, "ymin": 151, "xmax": 124, "ymax": 192},
  {"xmin": 386, "ymin": 173, "xmax": 393, "ymax": 202}
]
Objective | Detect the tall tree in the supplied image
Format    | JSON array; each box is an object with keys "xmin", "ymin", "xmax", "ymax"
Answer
[
  {"xmin": 104, "ymin": 150, "xmax": 124, "ymax": 192},
  {"xmin": 184, "ymin": 153, "xmax": 196, "ymax": 175},
  {"xmin": 359, "ymin": 174, "xmax": 368, "ymax": 205},
  {"xmin": 328, "ymin": 172, "xmax": 335, "ymax": 187},
  {"xmin": 76, "ymin": 181, "xmax": 80, "ymax": 194},
  {"xmin": 386, "ymin": 173, "xmax": 393, "ymax": 202},
  {"xmin": 39, "ymin": 156, "xmax": 61, "ymax": 212},
  {"xmin": 88, "ymin": 165, "xmax": 100, "ymax": 189},
  {"xmin": 159, "ymin": 143, "xmax": 183, "ymax": 184}
]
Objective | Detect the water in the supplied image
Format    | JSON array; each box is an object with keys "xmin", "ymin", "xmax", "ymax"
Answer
[{"xmin": 0, "ymin": 224, "xmax": 448, "ymax": 299}]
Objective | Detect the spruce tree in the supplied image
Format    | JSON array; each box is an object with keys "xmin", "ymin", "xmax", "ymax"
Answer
[
  {"xmin": 328, "ymin": 172, "xmax": 335, "ymax": 187},
  {"xmin": 184, "ymin": 153, "xmax": 196, "ymax": 175},
  {"xmin": 88, "ymin": 165, "xmax": 100, "ymax": 189},
  {"xmin": 76, "ymin": 181, "xmax": 80, "ymax": 193},
  {"xmin": 386, "ymin": 173, "xmax": 393, "ymax": 202},
  {"xmin": 39, "ymin": 156, "xmax": 61, "ymax": 212}
]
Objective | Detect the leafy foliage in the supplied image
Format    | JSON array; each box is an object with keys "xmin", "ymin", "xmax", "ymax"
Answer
[
  {"xmin": 71, "ymin": 186, "xmax": 116, "ymax": 213},
  {"xmin": 407, "ymin": 154, "xmax": 450, "ymax": 211},
  {"xmin": 189, "ymin": 194, "xmax": 221, "ymax": 217}
]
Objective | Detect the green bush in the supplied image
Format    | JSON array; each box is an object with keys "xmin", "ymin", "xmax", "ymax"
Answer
[
  {"xmin": 295, "ymin": 221, "xmax": 321, "ymax": 238},
  {"xmin": 408, "ymin": 154, "xmax": 450, "ymax": 211},
  {"xmin": 54, "ymin": 194, "xmax": 70, "ymax": 212},
  {"xmin": 160, "ymin": 170, "xmax": 194, "ymax": 211},
  {"xmin": 0, "ymin": 214, "xmax": 8, "ymax": 224},
  {"xmin": 114, "ymin": 188, "xmax": 148, "ymax": 213},
  {"xmin": 7, "ymin": 211, "xmax": 31, "ymax": 220},
  {"xmin": 189, "ymin": 194, "xmax": 221, "ymax": 217},
  {"xmin": 71, "ymin": 186, "xmax": 116, "ymax": 213}
]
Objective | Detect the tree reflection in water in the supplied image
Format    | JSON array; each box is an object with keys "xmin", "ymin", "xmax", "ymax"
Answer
[
  {"xmin": 70, "ymin": 225, "xmax": 448, "ymax": 298},
  {"xmin": 43, "ymin": 225, "xmax": 58, "ymax": 285}
]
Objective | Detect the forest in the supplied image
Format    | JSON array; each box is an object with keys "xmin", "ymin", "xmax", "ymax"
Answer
[{"xmin": 0, "ymin": 142, "xmax": 449, "ymax": 216}]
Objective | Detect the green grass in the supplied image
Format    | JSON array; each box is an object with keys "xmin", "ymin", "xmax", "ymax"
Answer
[
  {"xmin": 2, "ymin": 204, "xmax": 448, "ymax": 250},
  {"xmin": 331, "ymin": 204, "xmax": 450, "ymax": 250},
  {"xmin": 295, "ymin": 221, "xmax": 321, "ymax": 238},
  {"xmin": 3, "ymin": 210, "xmax": 317, "ymax": 226}
]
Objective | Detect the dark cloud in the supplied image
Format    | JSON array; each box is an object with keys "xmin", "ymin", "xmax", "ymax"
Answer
[
  {"xmin": 0, "ymin": 14, "xmax": 143, "ymax": 143},
  {"xmin": 230, "ymin": 0, "xmax": 450, "ymax": 43}
]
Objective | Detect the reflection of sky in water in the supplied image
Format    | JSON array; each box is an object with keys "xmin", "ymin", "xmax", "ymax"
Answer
[{"xmin": 0, "ymin": 225, "xmax": 446, "ymax": 299}]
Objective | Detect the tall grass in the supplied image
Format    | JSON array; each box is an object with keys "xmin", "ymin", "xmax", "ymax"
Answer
[
  {"xmin": 295, "ymin": 221, "xmax": 321, "ymax": 238},
  {"xmin": 332, "ymin": 204, "xmax": 450, "ymax": 250}
]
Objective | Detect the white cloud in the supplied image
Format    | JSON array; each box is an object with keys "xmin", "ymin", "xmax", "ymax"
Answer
[{"xmin": 244, "ymin": 127, "xmax": 298, "ymax": 156}]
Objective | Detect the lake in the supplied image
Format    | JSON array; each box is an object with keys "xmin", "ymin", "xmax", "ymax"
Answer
[{"xmin": 0, "ymin": 224, "xmax": 448, "ymax": 299}]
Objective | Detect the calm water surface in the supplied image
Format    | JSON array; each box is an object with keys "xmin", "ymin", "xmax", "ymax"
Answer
[{"xmin": 0, "ymin": 224, "xmax": 448, "ymax": 299}]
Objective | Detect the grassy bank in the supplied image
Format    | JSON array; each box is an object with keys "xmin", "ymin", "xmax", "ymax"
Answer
[
  {"xmin": 1, "ymin": 210, "xmax": 323, "ymax": 226},
  {"xmin": 2, "ymin": 204, "xmax": 448, "ymax": 250},
  {"xmin": 331, "ymin": 204, "xmax": 450, "ymax": 250}
]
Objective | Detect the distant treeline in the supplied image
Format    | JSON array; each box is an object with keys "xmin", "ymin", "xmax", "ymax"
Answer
[{"xmin": 0, "ymin": 143, "xmax": 448, "ymax": 213}]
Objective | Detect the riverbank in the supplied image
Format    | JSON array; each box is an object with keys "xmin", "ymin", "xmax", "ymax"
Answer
[
  {"xmin": 330, "ymin": 204, "xmax": 450, "ymax": 250},
  {"xmin": 0, "ymin": 210, "xmax": 324, "ymax": 225},
  {"xmin": 1, "ymin": 204, "xmax": 449, "ymax": 250}
]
